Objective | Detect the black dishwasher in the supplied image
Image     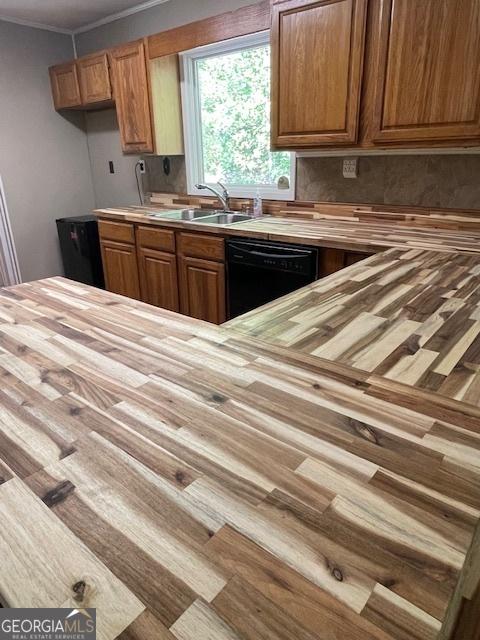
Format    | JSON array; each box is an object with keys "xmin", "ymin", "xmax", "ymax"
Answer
[{"xmin": 227, "ymin": 238, "xmax": 318, "ymax": 319}]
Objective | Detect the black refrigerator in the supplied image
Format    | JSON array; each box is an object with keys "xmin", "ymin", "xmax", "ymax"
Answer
[{"xmin": 56, "ymin": 215, "xmax": 105, "ymax": 288}]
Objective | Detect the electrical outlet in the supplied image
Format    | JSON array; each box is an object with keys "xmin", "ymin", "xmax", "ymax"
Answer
[
  {"xmin": 343, "ymin": 158, "xmax": 358, "ymax": 179},
  {"xmin": 138, "ymin": 160, "xmax": 146, "ymax": 174}
]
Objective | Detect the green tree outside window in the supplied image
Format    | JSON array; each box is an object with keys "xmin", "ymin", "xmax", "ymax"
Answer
[{"xmin": 197, "ymin": 45, "xmax": 291, "ymax": 186}]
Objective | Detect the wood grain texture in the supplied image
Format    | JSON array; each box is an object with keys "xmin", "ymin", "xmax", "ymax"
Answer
[
  {"xmin": 439, "ymin": 518, "xmax": 480, "ymax": 640},
  {"xmin": 49, "ymin": 62, "xmax": 82, "ymax": 110},
  {"xmin": 370, "ymin": 0, "xmax": 480, "ymax": 144},
  {"xmin": 95, "ymin": 207, "xmax": 480, "ymax": 255},
  {"xmin": 227, "ymin": 248, "xmax": 480, "ymax": 407},
  {"xmin": 147, "ymin": 1, "xmax": 271, "ymax": 59},
  {"xmin": 109, "ymin": 40, "xmax": 154, "ymax": 154},
  {"xmin": 77, "ymin": 52, "xmax": 113, "ymax": 106},
  {"xmin": 99, "ymin": 220, "xmax": 135, "ymax": 244},
  {"xmin": 138, "ymin": 247, "xmax": 179, "ymax": 311},
  {"xmin": 147, "ymin": 192, "xmax": 480, "ymax": 231},
  {"xmin": 100, "ymin": 240, "xmax": 141, "ymax": 300},
  {"xmin": 271, "ymin": 0, "xmax": 367, "ymax": 147},
  {"xmin": 136, "ymin": 225, "xmax": 175, "ymax": 253},
  {"xmin": 0, "ymin": 276, "xmax": 479, "ymax": 639},
  {"xmin": 178, "ymin": 256, "xmax": 226, "ymax": 324},
  {"xmin": 178, "ymin": 232, "xmax": 225, "ymax": 262},
  {"xmin": 0, "ymin": 477, "xmax": 144, "ymax": 637}
]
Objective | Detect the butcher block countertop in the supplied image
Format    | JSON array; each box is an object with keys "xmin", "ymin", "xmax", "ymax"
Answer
[
  {"xmin": 95, "ymin": 206, "xmax": 480, "ymax": 254},
  {"xmin": 0, "ymin": 277, "xmax": 480, "ymax": 640},
  {"xmin": 226, "ymin": 247, "xmax": 480, "ymax": 408}
]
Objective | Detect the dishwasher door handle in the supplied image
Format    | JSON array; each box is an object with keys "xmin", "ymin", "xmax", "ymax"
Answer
[
  {"xmin": 228, "ymin": 244, "xmax": 313, "ymax": 262},
  {"xmin": 248, "ymin": 249, "xmax": 311, "ymax": 260}
]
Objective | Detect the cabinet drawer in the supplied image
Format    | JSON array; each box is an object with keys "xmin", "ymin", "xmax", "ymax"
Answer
[
  {"xmin": 137, "ymin": 226, "xmax": 175, "ymax": 253},
  {"xmin": 178, "ymin": 232, "xmax": 224, "ymax": 262},
  {"xmin": 98, "ymin": 220, "xmax": 135, "ymax": 244}
]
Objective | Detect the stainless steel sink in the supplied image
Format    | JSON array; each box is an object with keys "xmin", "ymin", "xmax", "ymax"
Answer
[
  {"xmin": 145, "ymin": 208, "xmax": 259, "ymax": 226},
  {"xmin": 146, "ymin": 209, "xmax": 214, "ymax": 220},
  {"xmin": 193, "ymin": 212, "xmax": 254, "ymax": 225}
]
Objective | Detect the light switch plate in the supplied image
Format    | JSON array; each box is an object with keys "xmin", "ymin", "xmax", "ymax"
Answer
[{"xmin": 343, "ymin": 158, "xmax": 358, "ymax": 179}]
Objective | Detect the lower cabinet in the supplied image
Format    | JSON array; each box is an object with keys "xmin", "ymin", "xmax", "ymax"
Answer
[
  {"xmin": 138, "ymin": 247, "xmax": 179, "ymax": 311},
  {"xmin": 320, "ymin": 247, "xmax": 374, "ymax": 276},
  {"xmin": 344, "ymin": 250, "xmax": 373, "ymax": 267},
  {"xmin": 178, "ymin": 256, "xmax": 226, "ymax": 324},
  {"xmin": 98, "ymin": 221, "xmax": 226, "ymax": 323},
  {"xmin": 98, "ymin": 220, "xmax": 372, "ymax": 325},
  {"xmin": 100, "ymin": 240, "xmax": 141, "ymax": 299}
]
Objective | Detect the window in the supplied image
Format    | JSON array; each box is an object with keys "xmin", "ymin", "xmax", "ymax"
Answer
[{"xmin": 180, "ymin": 32, "xmax": 295, "ymax": 200}]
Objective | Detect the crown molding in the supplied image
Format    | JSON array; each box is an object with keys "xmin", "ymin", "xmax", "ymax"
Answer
[
  {"xmin": 73, "ymin": 0, "xmax": 171, "ymax": 34},
  {"xmin": 0, "ymin": 0, "xmax": 172, "ymax": 38},
  {"xmin": 0, "ymin": 14, "xmax": 73, "ymax": 35}
]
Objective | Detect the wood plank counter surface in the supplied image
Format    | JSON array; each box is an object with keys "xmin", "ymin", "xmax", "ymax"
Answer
[
  {"xmin": 226, "ymin": 248, "xmax": 480, "ymax": 408},
  {"xmin": 0, "ymin": 277, "xmax": 479, "ymax": 640},
  {"xmin": 95, "ymin": 206, "xmax": 480, "ymax": 254}
]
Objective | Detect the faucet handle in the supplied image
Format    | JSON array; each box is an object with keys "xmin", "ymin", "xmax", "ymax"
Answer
[{"xmin": 217, "ymin": 181, "xmax": 229, "ymax": 199}]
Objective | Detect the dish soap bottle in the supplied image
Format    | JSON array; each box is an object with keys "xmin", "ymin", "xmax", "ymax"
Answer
[{"xmin": 253, "ymin": 189, "xmax": 263, "ymax": 217}]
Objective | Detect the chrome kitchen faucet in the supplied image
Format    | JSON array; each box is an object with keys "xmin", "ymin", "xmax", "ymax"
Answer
[{"xmin": 195, "ymin": 182, "xmax": 231, "ymax": 212}]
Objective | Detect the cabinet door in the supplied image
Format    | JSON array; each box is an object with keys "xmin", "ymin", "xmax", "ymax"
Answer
[
  {"xmin": 49, "ymin": 62, "xmax": 82, "ymax": 109},
  {"xmin": 100, "ymin": 240, "xmax": 140, "ymax": 299},
  {"xmin": 320, "ymin": 247, "xmax": 373, "ymax": 276},
  {"xmin": 344, "ymin": 250, "xmax": 373, "ymax": 267},
  {"xmin": 370, "ymin": 0, "xmax": 480, "ymax": 144},
  {"xmin": 271, "ymin": 0, "xmax": 367, "ymax": 147},
  {"xmin": 77, "ymin": 53, "xmax": 112, "ymax": 105},
  {"xmin": 138, "ymin": 247, "xmax": 179, "ymax": 311},
  {"xmin": 109, "ymin": 40, "xmax": 154, "ymax": 153},
  {"xmin": 178, "ymin": 256, "xmax": 226, "ymax": 324}
]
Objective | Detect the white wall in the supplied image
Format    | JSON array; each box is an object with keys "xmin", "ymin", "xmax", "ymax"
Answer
[{"xmin": 0, "ymin": 20, "xmax": 95, "ymax": 282}]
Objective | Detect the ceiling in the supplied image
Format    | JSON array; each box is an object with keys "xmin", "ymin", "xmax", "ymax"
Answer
[{"xmin": 0, "ymin": 0, "xmax": 170, "ymax": 33}]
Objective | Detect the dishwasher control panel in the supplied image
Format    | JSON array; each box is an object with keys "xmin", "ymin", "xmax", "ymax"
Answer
[{"xmin": 228, "ymin": 241, "xmax": 317, "ymax": 276}]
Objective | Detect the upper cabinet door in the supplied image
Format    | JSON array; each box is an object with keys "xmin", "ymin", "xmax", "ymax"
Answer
[
  {"xmin": 371, "ymin": 0, "xmax": 480, "ymax": 144},
  {"xmin": 271, "ymin": 0, "xmax": 368, "ymax": 148},
  {"xmin": 77, "ymin": 52, "xmax": 112, "ymax": 106},
  {"xmin": 49, "ymin": 62, "xmax": 82, "ymax": 110},
  {"xmin": 109, "ymin": 40, "xmax": 154, "ymax": 154}
]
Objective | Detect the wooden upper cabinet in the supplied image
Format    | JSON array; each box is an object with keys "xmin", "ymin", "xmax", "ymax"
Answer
[
  {"xmin": 271, "ymin": 0, "xmax": 368, "ymax": 148},
  {"xmin": 49, "ymin": 62, "xmax": 82, "ymax": 109},
  {"xmin": 77, "ymin": 52, "xmax": 112, "ymax": 106},
  {"xmin": 370, "ymin": 0, "xmax": 480, "ymax": 144},
  {"xmin": 109, "ymin": 40, "xmax": 154, "ymax": 154}
]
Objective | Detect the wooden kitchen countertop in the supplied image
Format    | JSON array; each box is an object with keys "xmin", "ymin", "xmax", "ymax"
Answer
[
  {"xmin": 226, "ymin": 247, "xmax": 480, "ymax": 409},
  {"xmin": 0, "ymin": 277, "xmax": 479, "ymax": 640},
  {"xmin": 95, "ymin": 206, "xmax": 480, "ymax": 254}
]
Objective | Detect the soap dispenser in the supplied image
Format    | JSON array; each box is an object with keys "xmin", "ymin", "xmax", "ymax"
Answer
[{"xmin": 253, "ymin": 189, "xmax": 263, "ymax": 217}]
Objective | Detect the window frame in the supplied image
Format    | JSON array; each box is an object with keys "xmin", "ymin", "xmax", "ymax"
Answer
[{"xmin": 180, "ymin": 31, "xmax": 296, "ymax": 201}]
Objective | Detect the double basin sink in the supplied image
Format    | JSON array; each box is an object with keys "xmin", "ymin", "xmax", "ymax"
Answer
[{"xmin": 146, "ymin": 209, "xmax": 256, "ymax": 225}]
